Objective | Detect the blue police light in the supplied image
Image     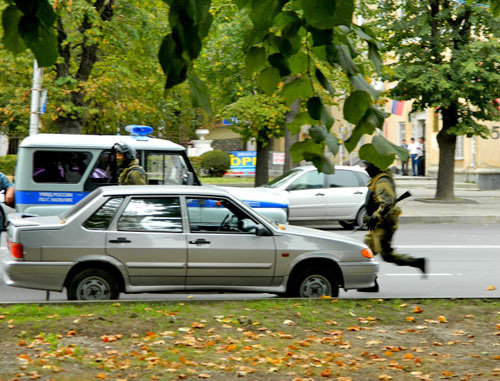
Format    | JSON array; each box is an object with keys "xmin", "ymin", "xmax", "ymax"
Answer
[{"xmin": 125, "ymin": 125, "xmax": 154, "ymax": 136}]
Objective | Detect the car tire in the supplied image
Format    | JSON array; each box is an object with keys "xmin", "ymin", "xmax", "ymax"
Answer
[
  {"xmin": 338, "ymin": 220, "xmax": 355, "ymax": 230},
  {"xmin": 288, "ymin": 267, "xmax": 339, "ymax": 298},
  {"xmin": 67, "ymin": 268, "xmax": 119, "ymax": 301},
  {"xmin": 355, "ymin": 206, "xmax": 367, "ymax": 230}
]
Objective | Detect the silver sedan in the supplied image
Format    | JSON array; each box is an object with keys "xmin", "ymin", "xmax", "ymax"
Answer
[
  {"xmin": 2, "ymin": 185, "xmax": 378, "ymax": 300},
  {"xmin": 261, "ymin": 165, "xmax": 369, "ymax": 229}
]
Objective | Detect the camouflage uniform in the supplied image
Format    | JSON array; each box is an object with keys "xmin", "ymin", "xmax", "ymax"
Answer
[
  {"xmin": 118, "ymin": 159, "xmax": 147, "ymax": 185},
  {"xmin": 364, "ymin": 172, "xmax": 420, "ymax": 267}
]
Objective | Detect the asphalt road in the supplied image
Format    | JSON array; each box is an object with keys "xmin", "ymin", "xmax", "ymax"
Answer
[{"xmin": 0, "ymin": 223, "xmax": 498, "ymax": 302}]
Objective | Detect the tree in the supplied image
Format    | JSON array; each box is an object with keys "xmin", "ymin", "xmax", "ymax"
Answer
[
  {"xmin": 371, "ymin": 0, "xmax": 500, "ymax": 200},
  {"xmin": 5, "ymin": 0, "xmax": 499, "ymax": 176},
  {"xmin": 223, "ymin": 93, "xmax": 288, "ymax": 185}
]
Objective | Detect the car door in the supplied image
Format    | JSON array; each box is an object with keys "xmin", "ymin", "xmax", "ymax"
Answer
[
  {"xmin": 185, "ymin": 196, "xmax": 276, "ymax": 287},
  {"xmin": 286, "ymin": 170, "xmax": 327, "ymax": 221},
  {"xmin": 325, "ymin": 170, "xmax": 367, "ymax": 219},
  {"xmin": 106, "ymin": 196, "xmax": 187, "ymax": 287}
]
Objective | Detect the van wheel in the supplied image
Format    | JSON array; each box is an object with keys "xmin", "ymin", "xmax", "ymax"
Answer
[
  {"xmin": 67, "ymin": 269, "xmax": 119, "ymax": 300},
  {"xmin": 288, "ymin": 267, "xmax": 339, "ymax": 298}
]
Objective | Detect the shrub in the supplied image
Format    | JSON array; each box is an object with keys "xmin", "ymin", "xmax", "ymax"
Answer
[
  {"xmin": 200, "ymin": 150, "xmax": 230, "ymax": 177},
  {"xmin": 189, "ymin": 155, "xmax": 203, "ymax": 177},
  {"xmin": 0, "ymin": 155, "xmax": 17, "ymax": 177}
]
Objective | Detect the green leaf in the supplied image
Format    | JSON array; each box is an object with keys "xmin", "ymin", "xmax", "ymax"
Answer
[
  {"xmin": 2, "ymin": 5, "xmax": 26, "ymax": 55},
  {"xmin": 282, "ymin": 77, "xmax": 313, "ymax": 106},
  {"xmin": 245, "ymin": 47, "xmax": 267, "ymax": 78},
  {"xmin": 19, "ymin": 20, "xmax": 58, "ymax": 67},
  {"xmin": 315, "ymin": 68, "xmax": 335, "ymax": 96},
  {"xmin": 234, "ymin": 0, "xmax": 251, "ymax": 9},
  {"xmin": 308, "ymin": 27, "xmax": 333, "ymax": 46},
  {"xmin": 36, "ymin": 0, "xmax": 57, "ymax": 27},
  {"xmin": 307, "ymin": 96, "xmax": 333, "ymax": 129},
  {"xmin": 358, "ymin": 143, "xmax": 395, "ymax": 170},
  {"xmin": 343, "ymin": 91, "xmax": 372, "ymax": 124},
  {"xmin": 309, "ymin": 125, "xmax": 339, "ymax": 155},
  {"xmin": 159, "ymin": 34, "xmax": 189, "ymax": 88},
  {"xmin": 301, "ymin": 0, "xmax": 354, "ymax": 29},
  {"xmin": 349, "ymin": 74, "xmax": 379, "ymax": 99},
  {"xmin": 344, "ymin": 121, "xmax": 374, "ymax": 152},
  {"xmin": 188, "ymin": 71, "xmax": 212, "ymax": 113},
  {"xmin": 286, "ymin": 111, "xmax": 316, "ymax": 135},
  {"xmin": 368, "ymin": 42, "xmax": 382, "ymax": 76},
  {"xmin": 372, "ymin": 135, "xmax": 409, "ymax": 161},
  {"xmin": 288, "ymin": 51, "xmax": 308, "ymax": 74},
  {"xmin": 257, "ymin": 67, "xmax": 281, "ymax": 95},
  {"xmin": 268, "ymin": 53, "xmax": 291, "ymax": 76},
  {"xmin": 249, "ymin": 0, "xmax": 283, "ymax": 30},
  {"xmin": 335, "ymin": 44, "xmax": 358, "ymax": 75}
]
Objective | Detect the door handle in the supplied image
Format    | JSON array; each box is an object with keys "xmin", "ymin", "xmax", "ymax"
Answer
[
  {"xmin": 189, "ymin": 238, "xmax": 211, "ymax": 245},
  {"xmin": 109, "ymin": 237, "xmax": 131, "ymax": 243},
  {"xmin": 354, "ymin": 191, "xmax": 363, "ymax": 194},
  {"xmin": 315, "ymin": 193, "xmax": 325, "ymax": 196}
]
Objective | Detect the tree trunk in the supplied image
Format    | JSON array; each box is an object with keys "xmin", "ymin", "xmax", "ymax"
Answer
[
  {"xmin": 284, "ymin": 127, "xmax": 299, "ymax": 173},
  {"xmin": 254, "ymin": 138, "xmax": 270, "ymax": 187},
  {"xmin": 435, "ymin": 107, "xmax": 458, "ymax": 200}
]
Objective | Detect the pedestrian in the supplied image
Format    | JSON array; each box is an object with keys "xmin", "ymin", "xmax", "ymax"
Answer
[
  {"xmin": 360, "ymin": 160, "xmax": 427, "ymax": 276},
  {"xmin": 407, "ymin": 138, "xmax": 419, "ymax": 176},
  {"xmin": 417, "ymin": 137, "xmax": 426, "ymax": 176},
  {"xmin": 400, "ymin": 139, "xmax": 409, "ymax": 176},
  {"xmin": 113, "ymin": 142, "xmax": 147, "ymax": 185},
  {"xmin": 0, "ymin": 172, "xmax": 14, "ymax": 240}
]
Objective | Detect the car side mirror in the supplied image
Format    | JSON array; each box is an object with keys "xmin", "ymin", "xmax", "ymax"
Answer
[{"xmin": 183, "ymin": 172, "xmax": 194, "ymax": 185}]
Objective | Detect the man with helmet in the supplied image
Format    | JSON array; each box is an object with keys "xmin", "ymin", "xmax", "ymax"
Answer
[
  {"xmin": 113, "ymin": 142, "xmax": 147, "ymax": 185},
  {"xmin": 360, "ymin": 160, "xmax": 427, "ymax": 276}
]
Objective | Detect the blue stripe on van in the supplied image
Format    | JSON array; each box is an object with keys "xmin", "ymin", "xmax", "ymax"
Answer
[
  {"xmin": 15, "ymin": 191, "xmax": 89, "ymax": 205},
  {"xmin": 242, "ymin": 200, "xmax": 287, "ymax": 209}
]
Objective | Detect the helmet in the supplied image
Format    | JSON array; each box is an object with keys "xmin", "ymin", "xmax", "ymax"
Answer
[
  {"xmin": 360, "ymin": 160, "xmax": 382, "ymax": 178},
  {"xmin": 113, "ymin": 141, "xmax": 136, "ymax": 161}
]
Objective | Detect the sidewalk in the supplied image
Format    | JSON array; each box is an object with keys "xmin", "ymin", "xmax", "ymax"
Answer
[{"xmin": 395, "ymin": 176, "xmax": 500, "ymax": 224}]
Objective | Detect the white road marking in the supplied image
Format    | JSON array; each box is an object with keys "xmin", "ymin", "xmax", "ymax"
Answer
[
  {"xmin": 385, "ymin": 273, "xmax": 460, "ymax": 276},
  {"xmin": 397, "ymin": 245, "xmax": 500, "ymax": 249}
]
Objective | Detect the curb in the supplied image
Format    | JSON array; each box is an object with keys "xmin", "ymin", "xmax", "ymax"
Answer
[{"xmin": 399, "ymin": 215, "xmax": 500, "ymax": 224}]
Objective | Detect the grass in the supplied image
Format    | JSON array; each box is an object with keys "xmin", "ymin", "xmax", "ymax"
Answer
[
  {"xmin": 199, "ymin": 176, "xmax": 255, "ymax": 185},
  {"xmin": 1, "ymin": 298, "xmax": 500, "ymax": 380}
]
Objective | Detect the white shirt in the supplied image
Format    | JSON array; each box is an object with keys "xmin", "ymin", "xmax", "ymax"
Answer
[{"xmin": 408, "ymin": 142, "xmax": 419, "ymax": 155}]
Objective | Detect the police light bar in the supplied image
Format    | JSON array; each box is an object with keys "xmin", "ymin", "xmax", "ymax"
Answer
[{"xmin": 125, "ymin": 125, "xmax": 154, "ymax": 136}]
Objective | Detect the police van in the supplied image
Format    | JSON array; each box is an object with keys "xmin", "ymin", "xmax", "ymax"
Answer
[{"xmin": 14, "ymin": 126, "xmax": 288, "ymax": 222}]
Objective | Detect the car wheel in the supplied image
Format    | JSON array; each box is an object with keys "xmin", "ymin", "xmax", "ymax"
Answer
[
  {"xmin": 356, "ymin": 206, "xmax": 367, "ymax": 230},
  {"xmin": 67, "ymin": 269, "xmax": 119, "ymax": 301},
  {"xmin": 289, "ymin": 267, "xmax": 339, "ymax": 298},
  {"xmin": 339, "ymin": 220, "xmax": 355, "ymax": 230}
]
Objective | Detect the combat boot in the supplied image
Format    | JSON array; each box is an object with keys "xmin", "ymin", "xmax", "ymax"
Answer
[{"xmin": 415, "ymin": 257, "xmax": 427, "ymax": 278}]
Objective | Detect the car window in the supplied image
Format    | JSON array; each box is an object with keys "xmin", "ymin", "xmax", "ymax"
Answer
[
  {"xmin": 289, "ymin": 170, "xmax": 325, "ymax": 190},
  {"xmin": 33, "ymin": 151, "xmax": 92, "ymax": 183},
  {"xmin": 327, "ymin": 170, "xmax": 361, "ymax": 187},
  {"xmin": 264, "ymin": 168, "xmax": 302, "ymax": 188},
  {"xmin": 146, "ymin": 153, "xmax": 191, "ymax": 185},
  {"xmin": 83, "ymin": 197, "xmax": 124, "ymax": 230},
  {"xmin": 117, "ymin": 197, "xmax": 183, "ymax": 232},
  {"xmin": 187, "ymin": 197, "xmax": 255, "ymax": 233}
]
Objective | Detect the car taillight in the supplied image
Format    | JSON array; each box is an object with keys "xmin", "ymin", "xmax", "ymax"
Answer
[
  {"xmin": 361, "ymin": 248, "xmax": 373, "ymax": 259},
  {"xmin": 7, "ymin": 240, "xmax": 24, "ymax": 259}
]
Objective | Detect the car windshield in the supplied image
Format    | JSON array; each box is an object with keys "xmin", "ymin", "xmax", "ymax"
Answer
[
  {"xmin": 61, "ymin": 187, "xmax": 105, "ymax": 220},
  {"xmin": 262, "ymin": 168, "xmax": 303, "ymax": 188}
]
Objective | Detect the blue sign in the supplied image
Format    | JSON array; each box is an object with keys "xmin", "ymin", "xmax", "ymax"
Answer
[
  {"xmin": 228, "ymin": 151, "xmax": 256, "ymax": 175},
  {"xmin": 15, "ymin": 191, "xmax": 89, "ymax": 205}
]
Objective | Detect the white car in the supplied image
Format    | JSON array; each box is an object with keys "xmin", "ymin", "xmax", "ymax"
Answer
[{"xmin": 261, "ymin": 166, "xmax": 370, "ymax": 229}]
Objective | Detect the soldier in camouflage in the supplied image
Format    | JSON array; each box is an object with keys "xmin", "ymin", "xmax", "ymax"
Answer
[
  {"xmin": 113, "ymin": 142, "xmax": 147, "ymax": 185},
  {"xmin": 361, "ymin": 161, "xmax": 426, "ymax": 275}
]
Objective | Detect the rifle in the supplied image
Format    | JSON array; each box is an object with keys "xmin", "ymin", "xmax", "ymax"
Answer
[
  {"xmin": 353, "ymin": 190, "xmax": 412, "ymax": 232},
  {"xmin": 396, "ymin": 190, "xmax": 412, "ymax": 203}
]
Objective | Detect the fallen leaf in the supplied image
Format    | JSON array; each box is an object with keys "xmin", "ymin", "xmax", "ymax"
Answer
[
  {"xmin": 283, "ymin": 320, "xmax": 295, "ymax": 326},
  {"xmin": 438, "ymin": 316, "xmax": 448, "ymax": 323},
  {"xmin": 413, "ymin": 306, "xmax": 424, "ymax": 314},
  {"xmin": 405, "ymin": 316, "xmax": 415, "ymax": 322},
  {"xmin": 487, "ymin": 286, "xmax": 496, "ymax": 290},
  {"xmin": 320, "ymin": 369, "xmax": 332, "ymax": 377}
]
